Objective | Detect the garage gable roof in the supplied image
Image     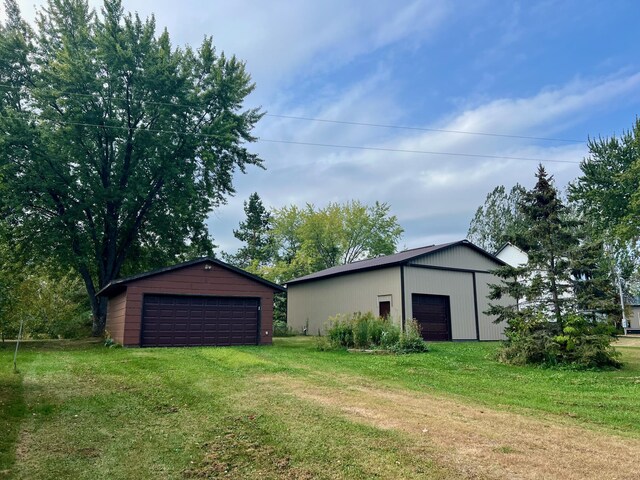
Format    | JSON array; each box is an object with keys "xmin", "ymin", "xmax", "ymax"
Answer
[
  {"xmin": 286, "ymin": 240, "xmax": 504, "ymax": 286},
  {"xmin": 97, "ymin": 257, "xmax": 286, "ymax": 297}
]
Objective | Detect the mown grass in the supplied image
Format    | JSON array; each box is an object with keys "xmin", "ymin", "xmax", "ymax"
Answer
[{"xmin": 1, "ymin": 337, "xmax": 639, "ymax": 479}]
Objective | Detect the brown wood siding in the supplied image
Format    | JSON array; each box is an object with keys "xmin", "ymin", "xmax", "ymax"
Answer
[
  {"xmin": 117, "ymin": 263, "xmax": 275, "ymax": 346},
  {"xmin": 105, "ymin": 291, "xmax": 127, "ymax": 344}
]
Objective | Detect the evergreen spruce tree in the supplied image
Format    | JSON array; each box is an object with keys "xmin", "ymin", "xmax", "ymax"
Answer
[
  {"xmin": 225, "ymin": 193, "xmax": 274, "ymax": 269},
  {"xmin": 486, "ymin": 165, "xmax": 620, "ymax": 368},
  {"xmin": 519, "ymin": 165, "xmax": 578, "ymax": 326}
]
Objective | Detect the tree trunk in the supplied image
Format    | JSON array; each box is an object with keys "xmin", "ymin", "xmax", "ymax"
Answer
[{"xmin": 91, "ymin": 296, "xmax": 108, "ymax": 337}]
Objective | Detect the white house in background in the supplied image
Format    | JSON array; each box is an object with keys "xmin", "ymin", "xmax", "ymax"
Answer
[
  {"xmin": 494, "ymin": 242, "xmax": 572, "ymax": 311},
  {"xmin": 497, "ymin": 243, "xmax": 635, "ymax": 332},
  {"xmin": 495, "ymin": 243, "xmax": 528, "ymax": 267}
]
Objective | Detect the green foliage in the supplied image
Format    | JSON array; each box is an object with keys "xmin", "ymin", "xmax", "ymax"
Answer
[
  {"xmin": 467, "ymin": 184, "xmax": 528, "ymax": 253},
  {"xmin": 262, "ymin": 201, "xmax": 403, "ymax": 283},
  {"xmin": 392, "ymin": 319, "xmax": 429, "ymax": 354},
  {"xmin": 272, "ymin": 320, "xmax": 295, "ymax": 337},
  {"xmin": 570, "ymin": 119, "xmax": 640, "ymax": 243},
  {"xmin": 0, "ymin": 0, "xmax": 262, "ymax": 335},
  {"xmin": 326, "ymin": 314, "xmax": 356, "ymax": 348},
  {"xmin": 324, "ymin": 312, "xmax": 427, "ymax": 353},
  {"xmin": 1, "ymin": 269, "xmax": 90, "ymax": 340},
  {"xmin": 498, "ymin": 315, "xmax": 621, "ymax": 369},
  {"xmin": 569, "ymin": 118, "xmax": 640, "ymax": 309},
  {"xmin": 520, "ymin": 165, "xmax": 579, "ymax": 324},
  {"xmin": 570, "ymin": 238, "xmax": 621, "ymax": 319},
  {"xmin": 224, "ymin": 193, "xmax": 275, "ymax": 269},
  {"xmin": 486, "ymin": 165, "xmax": 621, "ymax": 369}
]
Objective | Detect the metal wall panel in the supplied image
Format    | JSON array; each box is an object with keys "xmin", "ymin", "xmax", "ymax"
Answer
[
  {"xmin": 404, "ymin": 267, "xmax": 477, "ymax": 340},
  {"xmin": 411, "ymin": 244, "xmax": 499, "ymax": 271},
  {"xmin": 474, "ymin": 272, "xmax": 508, "ymax": 340},
  {"xmin": 287, "ymin": 267, "xmax": 402, "ymax": 335}
]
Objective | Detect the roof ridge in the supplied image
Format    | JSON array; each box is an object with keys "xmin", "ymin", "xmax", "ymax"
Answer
[{"xmin": 287, "ymin": 241, "xmax": 477, "ymax": 285}]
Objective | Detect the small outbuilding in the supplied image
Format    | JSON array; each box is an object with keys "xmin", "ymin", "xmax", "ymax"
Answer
[
  {"xmin": 627, "ymin": 297, "xmax": 640, "ymax": 334},
  {"xmin": 286, "ymin": 240, "xmax": 511, "ymax": 341},
  {"xmin": 98, "ymin": 258, "xmax": 285, "ymax": 347}
]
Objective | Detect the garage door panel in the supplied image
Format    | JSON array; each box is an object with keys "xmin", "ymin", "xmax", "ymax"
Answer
[
  {"xmin": 141, "ymin": 295, "xmax": 259, "ymax": 347},
  {"xmin": 412, "ymin": 294, "xmax": 451, "ymax": 341}
]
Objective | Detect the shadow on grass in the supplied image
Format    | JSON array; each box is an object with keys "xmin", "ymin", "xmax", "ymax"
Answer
[{"xmin": 0, "ymin": 369, "xmax": 26, "ymax": 478}]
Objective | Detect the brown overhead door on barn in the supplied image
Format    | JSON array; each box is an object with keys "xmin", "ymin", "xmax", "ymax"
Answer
[
  {"xmin": 412, "ymin": 294, "xmax": 451, "ymax": 341},
  {"xmin": 141, "ymin": 295, "xmax": 259, "ymax": 347}
]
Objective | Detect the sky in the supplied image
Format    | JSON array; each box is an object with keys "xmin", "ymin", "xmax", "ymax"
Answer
[{"xmin": 8, "ymin": 0, "xmax": 640, "ymax": 254}]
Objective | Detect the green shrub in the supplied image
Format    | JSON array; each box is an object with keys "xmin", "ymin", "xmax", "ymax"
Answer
[
  {"xmin": 393, "ymin": 319, "xmax": 429, "ymax": 353},
  {"xmin": 498, "ymin": 314, "xmax": 621, "ymax": 369},
  {"xmin": 273, "ymin": 320, "xmax": 295, "ymax": 337},
  {"xmin": 353, "ymin": 313, "xmax": 371, "ymax": 348},
  {"xmin": 379, "ymin": 327, "xmax": 400, "ymax": 348},
  {"xmin": 326, "ymin": 315, "xmax": 355, "ymax": 348},
  {"xmin": 324, "ymin": 313, "xmax": 425, "ymax": 354}
]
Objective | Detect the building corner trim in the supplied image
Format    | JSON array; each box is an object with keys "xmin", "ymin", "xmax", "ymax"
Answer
[
  {"xmin": 400, "ymin": 265, "xmax": 406, "ymax": 331},
  {"xmin": 472, "ymin": 271, "xmax": 480, "ymax": 340}
]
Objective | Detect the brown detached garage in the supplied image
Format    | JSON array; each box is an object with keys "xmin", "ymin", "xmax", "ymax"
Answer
[{"xmin": 97, "ymin": 258, "xmax": 285, "ymax": 347}]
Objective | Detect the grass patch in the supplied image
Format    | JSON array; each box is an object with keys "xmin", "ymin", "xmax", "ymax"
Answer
[
  {"xmin": 0, "ymin": 351, "xmax": 26, "ymax": 478},
  {"xmin": 1, "ymin": 337, "xmax": 639, "ymax": 478}
]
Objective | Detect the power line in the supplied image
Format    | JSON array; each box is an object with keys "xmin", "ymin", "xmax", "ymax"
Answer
[
  {"xmin": 263, "ymin": 114, "xmax": 585, "ymax": 144},
  {"xmin": 258, "ymin": 138, "xmax": 582, "ymax": 164},
  {"xmin": 0, "ymin": 82, "xmax": 586, "ymax": 144},
  {"xmin": 31, "ymin": 118, "xmax": 580, "ymax": 164}
]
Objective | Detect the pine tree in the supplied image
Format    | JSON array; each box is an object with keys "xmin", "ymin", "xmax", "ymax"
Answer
[
  {"xmin": 225, "ymin": 193, "xmax": 274, "ymax": 269},
  {"xmin": 519, "ymin": 165, "xmax": 578, "ymax": 326}
]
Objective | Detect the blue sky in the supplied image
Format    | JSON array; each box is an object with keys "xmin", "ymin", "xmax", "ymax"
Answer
[{"xmin": 10, "ymin": 0, "xmax": 640, "ymax": 253}]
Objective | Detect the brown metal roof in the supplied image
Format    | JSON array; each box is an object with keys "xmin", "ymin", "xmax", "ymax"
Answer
[
  {"xmin": 286, "ymin": 239, "xmax": 504, "ymax": 285},
  {"xmin": 97, "ymin": 257, "xmax": 286, "ymax": 297}
]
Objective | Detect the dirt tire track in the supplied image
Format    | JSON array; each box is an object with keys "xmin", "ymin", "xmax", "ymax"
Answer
[{"xmin": 264, "ymin": 375, "xmax": 640, "ymax": 480}]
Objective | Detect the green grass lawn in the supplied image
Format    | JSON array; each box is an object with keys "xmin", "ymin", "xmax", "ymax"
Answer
[{"xmin": 1, "ymin": 337, "xmax": 639, "ymax": 479}]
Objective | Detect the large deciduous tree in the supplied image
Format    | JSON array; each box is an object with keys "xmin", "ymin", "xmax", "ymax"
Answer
[
  {"xmin": 569, "ymin": 119, "xmax": 640, "ymax": 299},
  {"xmin": 228, "ymin": 200, "xmax": 403, "ymax": 284},
  {"xmin": 467, "ymin": 184, "xmax": 527, "ymax": 253},
  {"xmin": 268, "ymin": 201, "xmax": 403, "ymax": 282},
  {"xmin": 0, "ymin": 0, "xmax": 263, "ymax": 335}
]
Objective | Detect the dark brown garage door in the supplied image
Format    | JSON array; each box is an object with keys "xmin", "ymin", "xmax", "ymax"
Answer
[
  {"xmin": 141, "ymin": 295, "xmax": 259, "ymax": 347},
  {"xmin": 412, "ymin": 294, "xmax": 451, "ymax": 341}
]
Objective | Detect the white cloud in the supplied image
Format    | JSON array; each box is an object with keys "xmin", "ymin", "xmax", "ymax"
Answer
[{"xmin": 212, "ymin": 72, "xmax": 640, "ymax": 252}]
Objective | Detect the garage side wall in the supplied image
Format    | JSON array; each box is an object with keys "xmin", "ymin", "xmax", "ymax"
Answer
[
  {"xmin": 287, "ymin": 267, "xmax": 401, "ymax": 335},
  {"xmin": 120, "ymin": 263, "xmax": 275, "ymax": 346},
  {"xmin": 404, "ymin": 267, "xmax": 477, "ymax": 340},
  {"xmin": 474, "ymin": 272, "xmax": 507, "ymax": 340},
  {"xmin": 105, "ymin": 291, "xmax": 127, "ymax": 344}
]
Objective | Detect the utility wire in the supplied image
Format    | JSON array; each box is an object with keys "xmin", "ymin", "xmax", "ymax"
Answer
[
  {"xmin": 264, "ymin": 114, "xmax": 585, "ymax": 144},
  {"xmin": 258, "ymin": 138, "xmax": 582, "ymax": 164},
  {"xmin": 6, "ymin": 117, "xmax": 582, "ymax": 164},
  {"xmin": 0, "ymin": 82, "xmax": 586, "ymax": 144}
]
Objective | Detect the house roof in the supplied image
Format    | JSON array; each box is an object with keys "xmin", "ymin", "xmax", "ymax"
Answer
[
  {"xmin": 494, "ymin": 242, "xmax": 527, "ymax": 257},
  {"xmin": 97, "ymin": 257, "xmax": 286, "ymax": 297},
  {"xmin": 286, "ymin": 239, "xmax": 504, "ymax": 286}
]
